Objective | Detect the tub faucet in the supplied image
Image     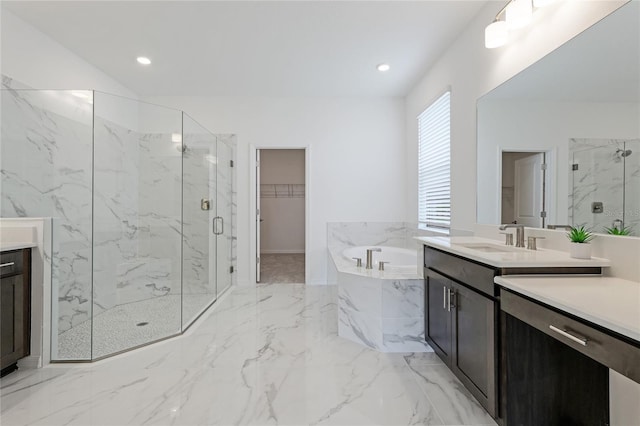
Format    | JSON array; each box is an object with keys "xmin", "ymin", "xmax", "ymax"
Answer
[
  {"xmin": 365, "ymin": 248, "xmax": 381, "ymax": 269},
  {"xmin": 499, "ymin": 224, "xmax": 525, "ymax": 248}
]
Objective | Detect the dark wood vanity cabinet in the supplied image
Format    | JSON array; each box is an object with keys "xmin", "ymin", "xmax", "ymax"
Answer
[
  {"xmin": 1, "ymin": 248, "xmax": 31, "ymax": 376},
  {"xmin": 424, "ymin": 247, "xmax": 498, "ymax": 418}
]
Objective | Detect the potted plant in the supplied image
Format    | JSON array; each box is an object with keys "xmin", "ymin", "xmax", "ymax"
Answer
[
  {"xmin": 604, "ymin": 226, "xmax": 632, "ymax": 236},
  {"xmin": 567, "ymin": 226, "xmax": 594, "ymax": 259}
]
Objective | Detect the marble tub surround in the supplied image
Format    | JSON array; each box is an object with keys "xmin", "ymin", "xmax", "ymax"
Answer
[
  {"xmin": 416, "ymin": 235, "xmax": 611, "ymax": 269},
  {"xmin": 495, "ymin": 275, "xmax": 640, "ymax": 342},
  {"xmin": 338, "ymin": 273, "xmax": 430, "ymax": 352},
  {"xmin": 0, "ymin": 284, "xmax": 495, "ymax": 426},
  {"xmin": 330, "ymin": 246, "xmax": 422, "ymax": 281}
]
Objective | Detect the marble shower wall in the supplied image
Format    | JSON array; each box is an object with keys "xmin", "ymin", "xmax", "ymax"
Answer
[
  {"xmin": 1, "ymin": 82, "xmax": 94, "ymax": 359},
  {"xmin": 569, "ymin": 139, "xmax": 640, "ymax": 235}
]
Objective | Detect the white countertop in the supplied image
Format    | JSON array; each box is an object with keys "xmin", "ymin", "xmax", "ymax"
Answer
[
  {"xmin": 0, "ymin": 242, "xmax": 37, "ymax": 252},
  {"xmin": 495, "ymin": 275, "xmax": 640, "ymax": 342},
  {"xmin": 415, "ymin": 236, "xmax": 610, "ymax": 268}
]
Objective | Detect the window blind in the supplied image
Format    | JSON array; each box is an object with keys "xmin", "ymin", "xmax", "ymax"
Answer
[{"xmin": 418, "ymin": 91, "xmax": 451, "ymax": 229}]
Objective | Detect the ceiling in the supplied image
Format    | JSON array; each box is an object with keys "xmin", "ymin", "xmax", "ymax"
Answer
[
  {"xmin": 2, "ymin": 1, "xmax": 488, "ymax": 97},
  {"xmin": 481, "ymin": 0, "xmax": 639, "ymax": 103}
]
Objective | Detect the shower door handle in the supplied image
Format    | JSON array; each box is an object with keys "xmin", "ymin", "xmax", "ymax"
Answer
[{"xmin": 213, "ymin": 217, "xmax": 224, "ymax": 235}]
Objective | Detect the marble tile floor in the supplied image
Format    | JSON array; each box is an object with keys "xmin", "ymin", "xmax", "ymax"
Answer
[
  {"xmin": 259, "ymin": 253, "xmax": 305, "ymax": 283},
  {"xmin": 1, "ymin": 284, "xmax": 496, "ymax": 425},
  {"xmin": 56, "ymin": 293, "xmax": 218, "ymax": 360}
]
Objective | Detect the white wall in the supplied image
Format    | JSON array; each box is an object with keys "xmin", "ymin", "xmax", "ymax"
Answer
[
  {"xmin": 260, "ymin": 149, "xmax": 305, "ymax": 254},
  {"xmin": 0, "ymin": 9, "xmax": 136, "ymax": 97},
  {"xmin": 405, "ymin": 0, "xmax": 626, "ymax": 231},
  {"xmin": 144, "ymin": 96, "xmax": 406, "ymax": 285},
  {"xmin": 478, "ymin": 100, "xmax": 639, "ymax": 226}
]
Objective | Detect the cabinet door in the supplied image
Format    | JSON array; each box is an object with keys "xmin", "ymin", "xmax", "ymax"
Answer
[
  {"xmin": 451, "ymin": 283, "xmax": 497, "ymax": 417},
  {"xmin": 424, "ymin": 268, "xmax": 452, "ymax": 364},
  {"xmin": 1, "ymin": 274, "xmax": 26, "ymax": 369}
]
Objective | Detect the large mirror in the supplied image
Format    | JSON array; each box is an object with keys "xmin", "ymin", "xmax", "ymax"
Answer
[{"xmin": 477, "ymin": 1, "xmax": 639, "ymax": 236}]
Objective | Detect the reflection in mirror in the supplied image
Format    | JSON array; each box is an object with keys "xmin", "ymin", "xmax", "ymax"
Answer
[
  {"xmin": 501, "ymin": 151, "xmax": 546, "ymax": 228},
  {"xmin": 477, "ymin": 1, "xmax": 639, "ymax": 236},
  {"xmin": 569, "ymin": 139, "xmax": 640, "ymax": 235}
]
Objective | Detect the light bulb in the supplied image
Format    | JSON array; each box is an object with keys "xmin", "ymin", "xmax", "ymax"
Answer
[{"xmin": 485, "ymin": 21, "xmax": 509, "ymax": 49}]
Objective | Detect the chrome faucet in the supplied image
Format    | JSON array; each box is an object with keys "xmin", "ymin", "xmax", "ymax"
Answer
[
  {"xmin": 365, "ymin": 248, "xmax": 381, "ymax": 269},
  {"xmin": 499, "ymin": 224, "xmax": 525, "ymax": 248}
]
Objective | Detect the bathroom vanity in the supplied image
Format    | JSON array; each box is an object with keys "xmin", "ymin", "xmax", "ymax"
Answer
[
  {"xmin": 417, "ymin": 236, "xmax": 615, "ymax": 424},
  {"xmin": 497, "ymin": 276, "xmax": 640, "ymax": 425},
  {"xmin": 1, "ymin": 246, "xmax": 32, "ymax": 376}
]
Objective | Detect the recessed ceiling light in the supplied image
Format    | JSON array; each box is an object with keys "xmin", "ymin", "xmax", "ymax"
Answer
[
  {"xmin": 377, "ymin": 63, "xmax": 390, "ymax": 72},
  {"xmin": 137, "ymin": 56, "xmax": 151, "ymax": 65}
]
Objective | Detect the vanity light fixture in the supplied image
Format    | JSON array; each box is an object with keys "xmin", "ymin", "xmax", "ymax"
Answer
[
  {"xmin": 485, "ymin": 0, "xmax": 555, "ymax": 49},
  {"xmin": 136, "ymin": 56, "xmax": 151, "ymax": 65},
  {"xmin": 485, "ymin": 20, "xmax": 509, "ymax": 49},
  {"xmin": 506, "ymin": 0, "xmax": 533, "ymax": 30},
  {"xmin": 377, "ymin": 63, "xmax": 390, "ymax": 72}
]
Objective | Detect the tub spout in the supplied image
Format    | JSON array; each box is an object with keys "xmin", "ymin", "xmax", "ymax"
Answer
[{"xmin": 365, "ymin": 248, "xmax": 382, "ymax": 269}]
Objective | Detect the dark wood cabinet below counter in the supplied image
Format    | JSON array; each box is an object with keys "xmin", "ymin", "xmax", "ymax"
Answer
[{"xmin": 1, "ymin": 248, "xmax": 31, "ymax": 377}]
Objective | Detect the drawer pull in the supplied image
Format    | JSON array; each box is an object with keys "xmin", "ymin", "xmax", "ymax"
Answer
[
  {"xmin": 0, "ymin": 262, "xmax": 15, "ymax": 268},
  {"xmin": 549, "ymin": 325, "xmax": 588, "ymax": 346}
]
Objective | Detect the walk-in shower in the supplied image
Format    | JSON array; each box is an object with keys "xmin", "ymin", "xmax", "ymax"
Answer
[
  {"xmin": 569, "ymin": 139, "xmax": 640, "ymax": 235},
  {"xmin": 1, "ymin": 78, "xmax": 236, "ymax": 361}
]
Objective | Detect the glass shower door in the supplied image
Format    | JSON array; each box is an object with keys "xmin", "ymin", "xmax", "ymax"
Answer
[
  {"xmin": 216, "ymin": 139, "xmax": 234, "ymax": 295},
  {"xmin": 182, "ymin": 114, "xmax": 218, "ymax": 327}
]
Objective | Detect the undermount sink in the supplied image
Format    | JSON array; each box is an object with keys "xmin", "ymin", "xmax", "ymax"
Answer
[{"xmin": 456, "ymin": 243, "xmax": 519, "ymax": 253}]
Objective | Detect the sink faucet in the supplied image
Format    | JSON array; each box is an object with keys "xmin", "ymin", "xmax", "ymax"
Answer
[
  {"xmin": 499, "ymin": 224, "xmax": 525, "ymax": 248},
  {"xmin": 365, "ymin": 248, "xmax": 381, "ymax": 269}
]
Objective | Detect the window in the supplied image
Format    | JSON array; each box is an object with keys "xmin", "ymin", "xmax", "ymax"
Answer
[{"xmin": 418, "ymin": 91, "xmax": 451, "ymax": 230}]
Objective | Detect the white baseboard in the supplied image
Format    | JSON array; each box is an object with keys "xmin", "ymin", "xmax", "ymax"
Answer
[
  {"xmin": 18, "ymin": 355, "xmax": 41, "ymax": 369},
  {"xmin": 260, "ymin": 250, "xmax": 305, "ymax": 254}
]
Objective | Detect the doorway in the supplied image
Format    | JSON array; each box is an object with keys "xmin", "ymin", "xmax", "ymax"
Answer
[
  {"xmin": 256, "ymin": 149, "xmax": 306, "ymax": 283},
  {"xmin": 501, "ymin": 151, "xmax": 547, "ymax": 227}
]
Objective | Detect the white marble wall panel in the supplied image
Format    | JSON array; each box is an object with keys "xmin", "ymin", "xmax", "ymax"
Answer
[
  {"xmin": 138, "ymin": 133, "xmax": 182, "ymax": 299},
  {"xmin": 92, "ymin": 117, "xmax": 139, "ymax": 314},
  {"xmin": 1, "ymin": 83, "xmax": 93, "ymax": 359},
  {"xmin": 381, "ymin": 280, "xmax": 424, "ymax": 318},
  {"xmin": 337, "ymin": 271, "xmax": 428, "ymax": 352},
  {"xmin": 328, "ymin": 222, "xmax": 408, "ymax": 251}
]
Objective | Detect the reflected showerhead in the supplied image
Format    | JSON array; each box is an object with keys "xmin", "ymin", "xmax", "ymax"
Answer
[{"xmin": 616, "ymin": 148, "xmax": 632, "ymax": 158}]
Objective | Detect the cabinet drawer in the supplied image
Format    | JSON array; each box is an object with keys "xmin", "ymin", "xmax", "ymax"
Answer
[
  {"xmin": 424, "ymin": 246, "xmax": 495, "ymax": 297},
  {"xmin": 0, "ymin": 250, "xmax": 24, "ymax": 278},
  {"xmin": 501, "ymin": 289, "xmax": 640, "ymax": 383}
]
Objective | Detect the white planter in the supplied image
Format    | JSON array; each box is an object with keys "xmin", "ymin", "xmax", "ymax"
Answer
[{"xmin": 570, "ymin": 243, "xmax": 591, "ymax": 259}]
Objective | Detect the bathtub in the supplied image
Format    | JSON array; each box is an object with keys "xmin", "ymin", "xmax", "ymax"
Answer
[
  {"xmin": 330, "ymin": 245, "xmax": 429, "ymax": 353},
  {"xmin": 341, "ymin": 246, "xmax": 418, "ymax": 272}
]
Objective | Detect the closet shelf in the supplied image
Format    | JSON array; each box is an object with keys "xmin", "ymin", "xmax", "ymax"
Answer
[{"xmin": 260, "ymin": 184, "xmax": 305, "ymax": 198}]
